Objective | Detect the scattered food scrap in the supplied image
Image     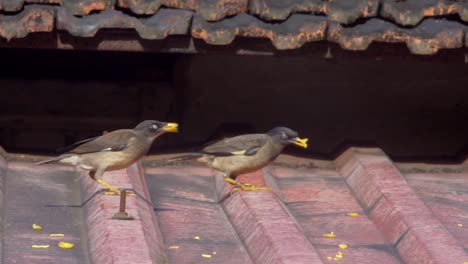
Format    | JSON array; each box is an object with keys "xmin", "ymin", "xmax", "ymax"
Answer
[
  {"xmin": 58, "ymin": 241, "xmax": 74, "ymax": 249},
  {"xmin": 50, "ymin": 234, "xmax": 65, "ymax": 237},
  {"xmin": 323, "ymin": 232, "xmax": 336, "ymax": 238},
  {"xmin": 458, "ymin": 224, "xmax": 463, "ymax": 227},
  {"xmin": 194, "ymin": 236, "xmax": 201, "ymax": 240},
  {"xmin": 32, "ymin": 245, "xmax": 49, "ymax": 249},
  {"xmin": 201, "ymin": 254, "xmax": 212, "ymax": 258},
  {"xmin": 338, "ymin": 244, "xmax": 348, "ymax": 249},
  {"xmin": 168, "ymin": 246, "xmax": 179, "ymax": 250},
  {"xmin": 32, "ymin": 224, "xmax": 42, "ymax": 230},
  {"xmin": 347, "ymin": 212, "xmax": 359, "ymax": 217}
]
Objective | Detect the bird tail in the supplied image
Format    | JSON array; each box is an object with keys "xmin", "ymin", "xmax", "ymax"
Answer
[
  {"xmin": 167, "ymin": 153, "xmax": 204, "ymax": 163},
  {"xmin": 35, "ymin": 154, "xmax": 71, "ymax": 165}
]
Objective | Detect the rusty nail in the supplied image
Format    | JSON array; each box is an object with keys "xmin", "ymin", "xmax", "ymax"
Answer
[
  {"xmin": 119, "ymin": 189, "xmax": 127, "ymax": 213},
  {"xmin": 112, "ymin": 189, "xmax": 134, "ymax": 220}
]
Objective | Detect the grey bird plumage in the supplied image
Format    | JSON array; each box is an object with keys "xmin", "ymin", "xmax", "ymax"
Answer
[
  {"xmin": 169, "ymin": 127, "xmax": 308, "ymax": 190},
  {"xmin": 37, "ymin": 120, "xmax": 178, "ymax": 194}
]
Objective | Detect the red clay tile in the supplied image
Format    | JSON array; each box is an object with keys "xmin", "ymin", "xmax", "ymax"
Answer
[
  {"xmin": 266, "ymin": 167, "xmax": 361, "ymax": 210},
  {"xmin": 146, "ymin": 167, "xmax": 253, "ymax": 264},
  {"xmin": 145, "ymin": 166, "xmax": 225, "ymax": 202},
  {"xmin": 338, "ymin": 148, "xmax": 468, "ymax": 263},
  {"xmin": 223, "ymin": 172, "xmax": 324, "ymax": 264},
  {"xmin": 315, "ymin": 245, "xmax": 401, "ymax": 264},
  {"xmin": 404, "ymin": 171, "xmax": 468, "ymax": 251},
  {"xmin": 397, "ymin": 225, "xmax": 468, "ymax": 264},
  {"xmin": 3, "ymin": 148, "xmax": 468, "ymax": 264},
  {"xmin": 369, "ymin": 192, "xmax": 441, "ymax": 243},
  {"xmin": 4, "ymin": 162, "xmax": 88, "ymax": 264},
  {"xmin": 297, "ymin": 213, "xmax": 386, "ymax": 246},
  {"xmin": 81, "ymin": 163, "xmax": 167, "ymax": 264},
  {"xmin": 156, "ymin": 198, "xmax": 252, "ymax": 264}
]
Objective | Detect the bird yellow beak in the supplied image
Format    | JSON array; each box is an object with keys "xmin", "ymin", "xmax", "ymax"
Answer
[
  {"xmin": 163, "ymin": 123, "xmax": 179, "ymax": 133},
  {"xmin": 291, "ymin": 137, "xmax": 308, "ymax": 148}
]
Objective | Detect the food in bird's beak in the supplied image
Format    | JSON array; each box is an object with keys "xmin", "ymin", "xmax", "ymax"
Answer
[
  {"xmin": 291, "ymin": 137, "xmax": 308, "ymax": 148},
  {"xmin": 163, "ymin": 123, "xmax": 179, "ymax": 133}
]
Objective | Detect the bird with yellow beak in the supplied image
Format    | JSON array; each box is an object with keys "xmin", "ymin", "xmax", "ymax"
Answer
[
  {"xmin": 36, "ymin": 120, "xmax": 179, "ymax": 195},
  {"xmin": 169, "ymin": 127, "xmax": 308, "ymax": 191}
]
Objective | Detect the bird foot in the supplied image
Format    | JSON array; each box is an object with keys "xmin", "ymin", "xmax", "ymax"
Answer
[
  {"xmin": 96, "ymin": 179, "xmax": 136, "ymax": 197},
  {"xmin": 225, "ymin": 178, "xmax": 271, "ymax": 192},
  {"xmin": 100, "ymin": 189, "xmax": 136, "ymax": 197}
]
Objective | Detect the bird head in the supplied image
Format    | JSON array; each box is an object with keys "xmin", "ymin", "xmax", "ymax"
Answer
[
  {"xmin": 267, "ymin": 127, "xmax": 308, "ymax": 149},
  {"xmin": 134, "ymin": 120, "xmax": 179, "ymax": 139}
]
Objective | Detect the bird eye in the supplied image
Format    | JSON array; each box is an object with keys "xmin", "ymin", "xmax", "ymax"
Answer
[
  {"xmin": 281, "ymin": 133, "xmax": 287, "ymax": 139},
  {"xmin": 151, "ymin": 124, "xmax": 158, "ymax": 130}
]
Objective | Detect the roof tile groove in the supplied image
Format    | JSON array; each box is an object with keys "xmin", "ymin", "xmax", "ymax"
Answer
[
  {"xmin": 57, "ymin": 8, "xmax": 192, "ymax": 39},
  {"xmin": 191, "ymin": 13, "xmax": 327, "ymax": 49},
  {"xmin": 336, "ymin": 148, "xmax": 468, "ymax": 264}
]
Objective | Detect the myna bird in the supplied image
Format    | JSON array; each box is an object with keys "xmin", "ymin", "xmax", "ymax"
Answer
[
  {"xmin": 36, "ymin": 120, "xmax": 178, "ymax": 195},
  {"xmin": 169, "ymin": 127, "xmax": 308, "ymax": 191}
]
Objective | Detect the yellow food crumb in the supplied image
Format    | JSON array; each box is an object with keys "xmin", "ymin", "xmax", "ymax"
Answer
[
  {"xmin": 58, "ymin": 241, "xmax": 74, "ymax": 249},
  {"xmin": 201, "ymin": 254, "xmax": 212, "ymax": 258},
  {"xmin": 168, "ymin": 246, "xmax": 179, "ymax": 250},
  {"xmin": 50, "ymin": 234, "xmax": 64, "ymax": 237},
  {"xmin": 338, "ymin": 244, "xmax": 348, "ymax": 249},
  {"xmin": 194, "ymin": 236, "xmax": 201, "ymax": 240},
  {"xmin": 335, "ymin": 254, "xmax": 343, "ymax": 259},
  {"xmin": 326, "ymin": 256, "xmax": 332, "ymax": 261},
  {"xmin": 323, "ymin": 232, "xmax": 336, "ymax": 238},
  {"xmin": 458, "ymin": 224, "xmax": 463, "ymax": 227},
  {"xmin": 32, "ymin": 224, "xmax": 42, "ymax": 230},
  {"xmin": 32, "ymin": 245, "xmax": 49, "ymax": 248},
  {"xmin": 347, "ymin": 212, "xmax": 359, "ymax": 217},
  {"xmin": 333, "ymin": 257, "xmax": 339, "ymax": 260}
]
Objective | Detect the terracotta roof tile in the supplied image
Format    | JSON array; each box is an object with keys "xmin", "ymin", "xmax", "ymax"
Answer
[
  {"xmin": 380, "ymin": 0, "xmax": 468, "ymax": 26},
  {"xmin": 248, "ymin": 0, "xmax": 379, "ymax": 23},
  {"xmin": 192, "ymin": 13, "xmax": 327, "ymax": 49},
  {"xmin": 2, "ymin": 148, "xmax": 468, "ymax": 263},
  {"xmin": 0, "ymin": 0, "xmax": 466, "ymax": 54},
  {"xmin": 118, "ymin": 0, "xmax": 248, "ymax": 21},
  {"xmin": 57, "ymin": 8, "xmax": 192, "ymax": 39},
  {"xmin": 328, "ymin": 18, "xmax": 465, "ymax": 55},
  {"xmin": 0, "ymin": 5, "xmax": 54, "ymax": 41}
]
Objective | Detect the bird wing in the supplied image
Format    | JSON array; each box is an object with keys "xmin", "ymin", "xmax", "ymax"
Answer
[
  {"xmin": 200, "ymin": 134, "xmax": 267, "ymax": 157},
  {"xmin": 67, "ymin": 130, "xmax": 136, "ymax": 154}
]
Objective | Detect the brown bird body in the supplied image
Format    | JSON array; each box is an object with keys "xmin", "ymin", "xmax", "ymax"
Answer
[
  {"xmin": 59, "ymin": 130, "xmax": 153, "ymax": 171},
  {"xmin": 37, "ymin": 120, "xmax": 178, "ymax": 194},
  {"xmin": 170, "ymin": 127, "xmax": 308, "ymax": 191},
  {"xmin": 197, "ymin": 134, "xmax": 284, "ymax": 177}
]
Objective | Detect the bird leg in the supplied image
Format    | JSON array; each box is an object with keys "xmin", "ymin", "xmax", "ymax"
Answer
[
  {"xmin": 96, "ymin": 179, "xmax": 122, "ymax": 195},
  {"xmin": 90, "ymin": 169, "xmax": 135, "ymax": 196},
  {"xmin": 224, "ymin": 177, "xmax": 271, "ymax": 192}
]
